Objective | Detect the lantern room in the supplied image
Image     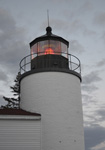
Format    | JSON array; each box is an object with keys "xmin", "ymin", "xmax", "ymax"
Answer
[
  {"xmin": 30, "ymin": 26, "xmax": 69, "ymax": 69},
  {"xmin": 20, "ymin": 26, "xmax": 81, "ymax": 77},
  {"xmin": 30, "ymin": 27, "xmax": 69, "ymax": 58},
  {"xmin": 31, "ymin": 39, "xmax": 68, "ymax": 58}
]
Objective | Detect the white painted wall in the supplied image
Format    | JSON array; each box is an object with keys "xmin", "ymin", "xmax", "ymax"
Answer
[
  {"xmin": 20, "ymin": 72, "xmax": 85, "ymax": 150},
  {"xmin": 0, "ymin": 116, "xmax": 41, "ymax": 150}
]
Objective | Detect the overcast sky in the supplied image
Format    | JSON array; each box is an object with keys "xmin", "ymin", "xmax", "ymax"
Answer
[{"xmin": 0, "ymin": 0, "xmax": 105, "ymax": 150}]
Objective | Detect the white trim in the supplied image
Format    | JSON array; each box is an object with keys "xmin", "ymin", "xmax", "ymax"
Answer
[{"xmin": 0, "ymin": 115, "xmax": 41, "ymax": 120}]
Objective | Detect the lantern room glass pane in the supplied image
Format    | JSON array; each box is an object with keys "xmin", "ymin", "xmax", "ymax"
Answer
[
  {"xmin": 31, "ymin": 40, "xmax": 68, "ymax": 59},
  {"xmin": 31, "ymin": 43, "xmax": 37, "ymax": 59}
]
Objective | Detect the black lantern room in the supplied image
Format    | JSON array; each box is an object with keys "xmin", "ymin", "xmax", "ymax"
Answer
[
  {"xmin": 20, "ymin": 26, "xmax": 81, "ymax": 81},
  {"xmin": 30, "ymin": 26, "xmax": 69, "ymax": 70}
]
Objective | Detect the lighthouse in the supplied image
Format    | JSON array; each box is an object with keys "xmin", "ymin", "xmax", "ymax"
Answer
[{"xmin": 19, "ymin": 26, "xmax": 85, "ymax": 150}]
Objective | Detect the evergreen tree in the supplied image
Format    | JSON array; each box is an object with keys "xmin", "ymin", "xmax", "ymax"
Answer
[{"xmin": 1, "ymin": 72, "xmax": 20, "ymax": 109}]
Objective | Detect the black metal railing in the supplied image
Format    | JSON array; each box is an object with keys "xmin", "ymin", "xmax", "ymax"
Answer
[{"xmin": 19, "ymin": 52, "xmax": 81, "ymax": 75}]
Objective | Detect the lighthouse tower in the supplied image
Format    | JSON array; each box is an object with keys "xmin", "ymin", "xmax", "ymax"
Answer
[{"xmin": 20, "ymin": 26, "xmax": 85, "ymax": 150}]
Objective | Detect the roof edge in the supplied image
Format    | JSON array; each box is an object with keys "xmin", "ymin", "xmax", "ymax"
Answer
[{"xmin": 0, "ymin": 108, "xmax": 41, "ymax": 116}]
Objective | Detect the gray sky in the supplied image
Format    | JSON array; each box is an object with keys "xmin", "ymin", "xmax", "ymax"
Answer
[{"xmin": 0, "ymin": 0, "xmax": 105, "ymax": 150}]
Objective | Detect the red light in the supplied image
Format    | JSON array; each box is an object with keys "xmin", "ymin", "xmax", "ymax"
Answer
[{"xmin": 45, "ymin": 48, "xmax": 54, "ymax": 55}]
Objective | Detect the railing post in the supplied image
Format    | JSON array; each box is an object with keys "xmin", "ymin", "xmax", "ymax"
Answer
[
  {"xmin": 70, "ymin": 54, "xmax": 72, "ymax": 70},
  {"xmin": 80, "ymin": 61, "xmax": 81, "ymax": 74},
  {"xmin": 24, "ymin": 58, "xmax": 26, "ymax": 73}
]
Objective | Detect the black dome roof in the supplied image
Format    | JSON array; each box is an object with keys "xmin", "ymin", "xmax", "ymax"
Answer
[{"xmin": 30, "ymin": 26, "xmax": 69, "ymax": 48}]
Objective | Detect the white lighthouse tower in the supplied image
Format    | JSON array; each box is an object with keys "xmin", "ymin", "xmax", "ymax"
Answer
[{"xmin": 20, "ymin": 26, "xmax": 85, "ymax": 150}]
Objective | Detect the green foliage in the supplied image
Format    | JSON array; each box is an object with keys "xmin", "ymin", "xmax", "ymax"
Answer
[{"xmin": 1, "ymin": 72, "xmax": 20, "ymax": 109}]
